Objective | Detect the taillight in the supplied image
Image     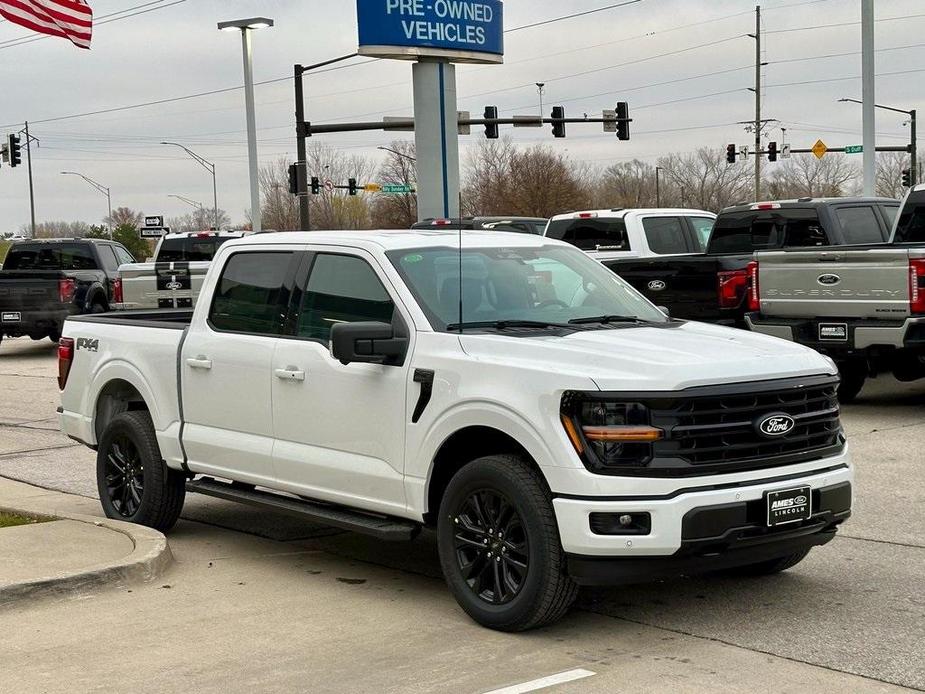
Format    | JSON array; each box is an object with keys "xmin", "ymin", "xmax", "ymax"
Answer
[
  {"xmin": 113, "ymin": 277, "xmax": 123, "ymax": 304},
  {"xmin": 717, "ymin": 269, "xmax": 748, "ymax": 309},
  {"xmin": 58, "ymin": 278, "xmax": 76, "ymax": 303},
  {"xmin": 58, "ymin": 337, "xmax": 75, "ymax": 390},
  {"xmin": 746, "ymin": 260, "xmax": 760, "ymax": 312},
  {"xmin": 911, "ymin": 259, "xmax": 925, "ymax": 314}
]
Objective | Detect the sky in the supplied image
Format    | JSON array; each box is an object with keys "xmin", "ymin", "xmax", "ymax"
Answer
[{"xmin": 0, "ymin": 0, "xmax": 923, "ymax": 230}]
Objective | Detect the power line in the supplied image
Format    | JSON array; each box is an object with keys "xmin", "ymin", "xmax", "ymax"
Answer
[
  {"xmin": 765, "ymin": 12, "xmax": 925, "ymax": 34},
  {"xmin": 506, "ymin": 0, "xmax": 643, "ymax": 32},
  {"xmin": 766, "ymin": 66, "xmax": 925, "ymax": 89}
]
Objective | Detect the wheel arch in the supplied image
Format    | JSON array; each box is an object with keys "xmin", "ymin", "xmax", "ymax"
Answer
[{"xmin": 93, "ymin": 378, "xmax": 150, "ymax": 444}]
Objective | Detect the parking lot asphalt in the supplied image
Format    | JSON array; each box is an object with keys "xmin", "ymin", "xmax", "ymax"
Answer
[{"xmin": 1, "ymin": 336, "xmax": 923, "ymax": 692}]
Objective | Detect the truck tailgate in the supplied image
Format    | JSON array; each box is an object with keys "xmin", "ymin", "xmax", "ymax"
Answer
[
  {"xmin": 0, "ymin": 272, "xmax": 62, "ymax": 313},
  {"xmin": 120, "ymin": 261, "xmax": 210, "ymax": 309},
  {"xmin": 757, "ymin": 248, "xmax": 912, "ymax": 319}
]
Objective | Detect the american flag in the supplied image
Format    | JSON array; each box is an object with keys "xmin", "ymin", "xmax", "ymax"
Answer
[{"xmin": 0, "ymin": 0, "xmax": 93, "ymax": 49}]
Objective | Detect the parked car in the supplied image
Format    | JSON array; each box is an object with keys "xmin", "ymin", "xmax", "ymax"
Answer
[
  {"xmin": 0, "ymin": 238, "xmax": 132, "ymax": 345},
  {"xmin": 60, "ymin": 229, "xmax": 851, "ymax": 631},
  {"xmin": 411, "ymin": 216, "xmax": 548, "ymax": 234},
  {"xmin": 598, "ymin": 197, "xmax": 899, "ymax": 327},
  {"xmin": 117, "ymin": 231, "xmax": 246, "ymax": 310},
  {"xmin": 746, "ymin": 187, "xmax": 925, "ymax": 400},
  {"xmin": 544, "ymin": 208, "xmax": 716, "ymax": 261}
]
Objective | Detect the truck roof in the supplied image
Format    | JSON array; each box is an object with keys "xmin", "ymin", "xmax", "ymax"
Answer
[
  {"xmin": 548, "ymin": 208, "xmax": 714, "ymax": 221},
  {"xmin": 223, "ymin": 229, "xmax": 561, "ymax": 253},
  {"xmin": 720, "ymin": 196, "xmax": 898, "ymax": 213},
  {"xmin": 8, "ymin": 237, "xmax": 113, "ymax": 244}
]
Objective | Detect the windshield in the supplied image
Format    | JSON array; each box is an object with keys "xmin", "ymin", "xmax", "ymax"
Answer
[
  {"xmin": 157, "ymin": 237, "xmax": 235, "ymax": 263},
  {"xmin": 387, "ymin": 244, "xmax": 668, "ymax": 332}
]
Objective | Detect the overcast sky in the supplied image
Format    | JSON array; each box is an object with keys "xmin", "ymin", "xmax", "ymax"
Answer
[{"xmin": 1, "ymin": 0, "xmax": 922, "ymax": 230}]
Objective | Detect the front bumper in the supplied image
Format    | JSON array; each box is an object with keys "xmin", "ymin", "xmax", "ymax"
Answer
[
  {"xmin": 552, "ymin": 457, "xmax": 852, "ymax": 574},
  {"xmin": 745, "ymin": 312, "xmax": 925, "ymax": 355}
]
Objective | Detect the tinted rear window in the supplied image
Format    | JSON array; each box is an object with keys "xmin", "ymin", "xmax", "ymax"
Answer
[
  {"xmin": 157, "ymin": 237, "xmax": 234, "ymax": 263},
  {"xmin": 3, "ymin": 243, "xmax": 97, "ymax": 271},
  {"xmin": 545, "ymin": 218, "xmax": 628, "ymax": 252},
  {"xmin": 642, "ymin": 217, "xmax": 689, "ymax": 255},
  {"xmin": 894, "ymin": 192, "xmax": 925, "ymax": 243},
  {"xmin": 708, "ymin": 208, "xmax": 826, "ymax": 254},
  {"xmin": 834, "ymin": 206, "xmax": 885, "ymax": 244}
]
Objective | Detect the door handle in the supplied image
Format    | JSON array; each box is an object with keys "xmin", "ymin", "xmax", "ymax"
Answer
[
  {"xmin": 275, "ymin": 368, "xmax": 306, "ymax": 382},
  {"xmin": 186, "ymin": 356, "xmax": 213, "ymax": 370}
]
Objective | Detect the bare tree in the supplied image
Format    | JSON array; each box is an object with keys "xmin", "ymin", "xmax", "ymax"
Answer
[
  {"xmin": 766, "ymin": 154, "xmax": 860, "ymax": 199},
  {"xmin": 259, "ymin": 157, "xmax": 300, "ymax": 231},
  {"xmin": 24, "ymin": 220, "xmax": 91, "ymax": 238},
  {"xmin": 304, "ymin": 141, "xmax": 375, "ymax": 230},
  {"xmin": 370, "ymin": 141, "xmax": 417, "ymax": 228},
  {"xmin": 594, "ymin": 159, "xmax": 658, "ymax": 209},
  {"xmin": 167, "ymin": 208, "xmax": 231, "ymax": 233},
  {"xmin": 104, "ymin": 207, "xmax": 143, "ymax": 229},
  {"xmin": 654, "ymin": 148, "xmax": 753, "ymax": 212},
  {"xmin": 876, "ymin": 151, "xmax": 919, "ymax": 199}
]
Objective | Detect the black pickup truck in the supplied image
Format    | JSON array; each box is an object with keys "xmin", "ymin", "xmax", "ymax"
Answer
[
  {"xmin": 602, "ymin": 197, "xmax": 899, "ymax": 326},
  {"xmin": 0, "ymin": 238, "xmax": 134, "ymax": 345}
]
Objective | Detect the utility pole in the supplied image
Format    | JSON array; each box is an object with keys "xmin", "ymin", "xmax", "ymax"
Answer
[
  {"xmin": 24, "ymin": 121, "xmax": 36, "ymax": 237},
  {"xmin": 861, "ymin": 0, "xmax": 875, "ymax": 196},
  {"xmin": 911, "ymin": 108, "xmax": 917, "ymax": 185},
  {"xmin": 753, "ymin": 5, "xmax": 762, "ymax": 201},
  {"xmin": 295, "ymin": 64, "xmax": 310, "ymax": 231},
  {"xmin": 655, "ymin": 166, "xmax": 661, "ymax": 207}
]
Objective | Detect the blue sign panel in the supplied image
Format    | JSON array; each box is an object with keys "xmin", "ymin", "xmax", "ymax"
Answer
[{"xmin": 357, "ymin": 0, "xmax": 503, "ymax": 63}]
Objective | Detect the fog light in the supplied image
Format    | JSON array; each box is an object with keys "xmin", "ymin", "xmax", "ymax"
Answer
[{"xmin": 589, "ymin": 512, "xmax": 651, "ymax": 536}]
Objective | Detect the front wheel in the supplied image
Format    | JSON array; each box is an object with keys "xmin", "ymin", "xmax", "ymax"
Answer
[
  {"xmin": 97, "ymin": 411, "xmax": 185, "ymax": 531},
  {"xmin": 437, "ymin": 454, "xmax": 578, "ymax": 631}
]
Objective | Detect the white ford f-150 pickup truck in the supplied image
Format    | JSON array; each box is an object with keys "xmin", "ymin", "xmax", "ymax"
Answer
[{"xmin": 58, "ymin": 230, "xmax": 851, "ymax": 631}]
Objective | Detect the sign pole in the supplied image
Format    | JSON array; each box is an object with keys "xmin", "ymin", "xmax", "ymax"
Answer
[
  {"xmin": 413, "ymin": 61, "xmax": 460, "ymax": 221},
  {"xmin": 295, "ymin": 64, "xmax": 311, "ymax": 231}
]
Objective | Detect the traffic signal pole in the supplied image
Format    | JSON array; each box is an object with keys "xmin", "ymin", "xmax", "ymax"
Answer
[
  {"xmin": 295, "ymin": 63, "xmax": 310, "ymax": 231},
  {"xmin": 753, "ymin": 4, "xmax": 762, "ymax": 202}
]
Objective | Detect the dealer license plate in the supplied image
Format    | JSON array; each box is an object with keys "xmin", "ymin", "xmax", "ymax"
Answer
[
  {"xmin": 818, "ymin": 322, "xmax": 848, "ymax": 341},
  {"xmin": 1, "ymin": 312, "xmax": 21, "ymax": 322},
  {"xmin": 766, "ymin": 486, "xmax": 812, "ymax": 527}
]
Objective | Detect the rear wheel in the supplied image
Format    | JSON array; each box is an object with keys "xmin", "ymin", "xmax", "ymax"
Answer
[
  {"xmin": 97, "ymin": 411, "xmax": 185, "ymax": 531},
  {"xmin": 437, "ymin": 454, "xmax": 578, "ymax": 631},
  {"xmin": 836, "ymin": 361, "xmax": 867, "ymax": 403},
  {"xmin": 725, "ymin": 548, "xmax": 811, "ymax": 576},
  {"xmin": 48, "ymin": 325, "xmax": 61, "ymax": 343}
]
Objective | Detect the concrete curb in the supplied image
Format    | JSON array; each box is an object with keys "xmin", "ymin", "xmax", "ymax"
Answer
[{"xmin": 0, "ymin": 505, "xmax": 173, "ymax": 607}]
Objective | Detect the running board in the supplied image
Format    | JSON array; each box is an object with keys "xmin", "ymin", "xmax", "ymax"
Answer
[{"xmin": 186, "ymin": 477, "xmax": 420, "ymax": 541}]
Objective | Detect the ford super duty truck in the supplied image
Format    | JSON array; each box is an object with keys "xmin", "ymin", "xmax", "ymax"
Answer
[
  {"xmin": 58, "ymin": 230, "xmax": 852, "ymax": 631},
  {"xmin": 746, "ymin": 186, "xmax": 925, "ymax": 401}
]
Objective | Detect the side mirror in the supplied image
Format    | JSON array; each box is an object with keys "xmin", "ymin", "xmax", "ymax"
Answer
[
  {"xmin": 657, "ymin": 305, "xmax": 670, "ymax": 317},
  {"xmin": 330, "ymin": 321, "xmax": 408, "ymax": 367}
]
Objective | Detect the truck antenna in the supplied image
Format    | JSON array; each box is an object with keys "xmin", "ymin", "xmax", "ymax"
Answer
[{"xmin": 457, "ymin": 193, "xmax": 463, "ymax": 334}]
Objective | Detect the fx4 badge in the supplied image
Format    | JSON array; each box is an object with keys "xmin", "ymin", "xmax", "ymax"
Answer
[{"xmin": 76, "ymin": 337, "xmax": 99, "ymax": 352}]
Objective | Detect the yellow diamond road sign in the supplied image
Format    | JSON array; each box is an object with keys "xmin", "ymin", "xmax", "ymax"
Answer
[
  {"xmin": 812, "ymin": 139, "xmax": 828, "ymax": 159},
  {"xmin": 364, "ymin": 183, "xmax": 382, "ymax": 193}
]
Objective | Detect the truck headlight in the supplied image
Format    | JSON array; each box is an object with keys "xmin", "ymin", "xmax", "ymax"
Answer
[{"xmin": 561, "ymin": 393, "xmax": 662, "ymax": 472}]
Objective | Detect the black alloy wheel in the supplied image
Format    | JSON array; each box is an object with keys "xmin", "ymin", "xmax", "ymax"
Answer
[
  {"xmin": 452, "ymin": 489, "xmax": 530, "ymax": 604},
  {"xmin": 104, "ymin": 434, "xmax": 145, "ymax": 518}
]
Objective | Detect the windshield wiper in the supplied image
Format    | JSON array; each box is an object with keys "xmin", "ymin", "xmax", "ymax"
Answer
[
  {"xmin": 567, "ymin": 315, "xmax": 650, "ymax": 325},
  {"xmin": 446, "ymin": 319, "xmax": 575, "ymax": 331}
]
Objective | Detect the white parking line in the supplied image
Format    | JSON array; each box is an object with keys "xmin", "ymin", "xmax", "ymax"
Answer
[{"xmin": 482, "ymin": 668, "xmax": 596, "ymax": 694}]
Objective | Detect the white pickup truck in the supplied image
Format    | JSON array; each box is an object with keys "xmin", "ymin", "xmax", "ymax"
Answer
[
  {"xmin": 59, "ymin": 230, "xmax": 851, "ymax": 631},
  {"xmin": 117, "ymin": 231, "xmax": 246, "ymax": 310}
]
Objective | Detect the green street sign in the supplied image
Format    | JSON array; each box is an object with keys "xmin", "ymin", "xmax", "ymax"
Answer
[
  {"xmin": 845, "ymin": 145, "xmax": 863, "ymax": 154},
  {"xmin": 381, "ymin": 184, "xmax": 415, "ymax": 194}
]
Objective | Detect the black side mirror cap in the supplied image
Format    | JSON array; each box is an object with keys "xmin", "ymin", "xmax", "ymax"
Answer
[{"xmin": 330, "ymin": 321, "xmax": 408, "ymax": 366}]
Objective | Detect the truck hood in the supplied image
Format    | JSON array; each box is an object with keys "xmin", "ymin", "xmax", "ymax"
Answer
[{"xmin": 459, "ymin": 321, "xmax": 835, "ymax": 391}]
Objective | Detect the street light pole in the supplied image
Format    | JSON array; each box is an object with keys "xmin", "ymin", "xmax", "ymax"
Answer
[
  {"xmin": 161, "ymin": 142, "xmax": 218, "ymax": 228},
  {"xmin": 61, "ymin": 171, "xmax": 112, "ymax": 239},
  {"xmin": 377, "ymin": 145, "xmax": 417, "ymax": 162},
  {"xmin": 219, "ymin": 17, "xmax": 273, "ymax": 234},
  {"xmin": 168, "ymin": 194, "xmax": 204, "ymax": 211},
  {"xmin": 839, "ymin": 98, "xmax": 917, "ymax": 185}
]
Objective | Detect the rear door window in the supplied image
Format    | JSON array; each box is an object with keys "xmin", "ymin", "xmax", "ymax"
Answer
[
  {"xmin": 209, "ymin": 252, "xmax": 295, "ymax": 335},
  {"xmin": 881, "ymin": 204, "xmax": 899, "ymax": 231},
  {"xmin": 113, "ymin": 245, "xmax": 136, "ymax": 265},
  {"xmin": 641, "ymin": 217, "xmax": 688, "ymax": 255},
  {"xmin": 3, "ymin": 243, "xmax": 97, "ymax": 270},
  {"xmin": 708, "ymin": 209, "xmax": 826, "ymax": 253},
  {"xmin": 894, "ymin": 193, "xmax": 925, "ymax": 243},
  {"xmin": 545, "ymin": 218, "xmax": 629, "ymax": 251},
  {"xmin": 688, "ymin": 217, "xmax": 715, "ymax": 250},
  {"xmin": 834, "ymin": 206, "xmax": 885, "ymax": 244}
]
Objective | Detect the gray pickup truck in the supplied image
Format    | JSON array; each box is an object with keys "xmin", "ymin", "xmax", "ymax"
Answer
[{"xmin": 746, "ymin": 187, "xmax": 925, "ymax": 400}]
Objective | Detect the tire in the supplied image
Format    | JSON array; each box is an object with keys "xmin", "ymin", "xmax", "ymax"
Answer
[
  {"xmin": 437, "ymin": 454, "xmax": 578, "ymax": 632},
  {"xmin": 836, "ymin": 361, "xmax": 866, "ymax": 403},
  {"xmin": 96, "ymin": 411, "xmax": 185, "ymax": 531},
  {"xmin": 90, "ymin": 301, "xmax": 107, "ymax": 314},
  {"xmin": 48, "ymin": 325, "xmax": 61, "ymax": 343},
  {"xmin": 725, "ymin": 548, "xmax": 811, "ymax": 577}
]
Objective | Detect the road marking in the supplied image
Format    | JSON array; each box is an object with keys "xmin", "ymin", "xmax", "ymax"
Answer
[{"xmin": 483, "ymin": 668, "xmax": 596, "ymax": 694}]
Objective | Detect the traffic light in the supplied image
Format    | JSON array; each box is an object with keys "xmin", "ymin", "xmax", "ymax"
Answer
[
  {"xmin": 288, "ymin": 164, "xmax": 299, "ymax": 195},
  {"xmin": 767, "ymin": 141, "xmax": 778, "ymax": 162},
  {"xmin": 8, "ymin": 134, "xmax": 21, "ymax": 168},
  {"xmin": 726, "ymin": 144, "xmax": 737, "ymax": 164},
  {"xmin": 348, "ymin": 178, "xmax": 358, "ymax": 196},
  {"xmin": 310, "ymin": 176, "xmax": 321, "ymax": 195},
  {"xmin": 902, "ymin": 168, "xmax": 912, "ymax": 187},
  {"xmin": 551, "ymin": 106, "xmax": 566, "ymax": 138},
  {"xmin": 484, "ymin": 106, "xmax": 499, "ymax": 139},
  {"xmin": 615, "ymin": 101, "xmax": 630, "ymax": 141}
]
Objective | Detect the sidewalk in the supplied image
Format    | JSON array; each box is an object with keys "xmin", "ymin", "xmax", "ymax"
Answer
[{"xmin": 0, "ymin": 476, "xmax": 171, "ymax": 605}]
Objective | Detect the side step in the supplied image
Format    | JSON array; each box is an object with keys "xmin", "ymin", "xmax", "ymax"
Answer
[{"xmin": 186, "ymin": 477, "xmax": 420, "ymax": 542}]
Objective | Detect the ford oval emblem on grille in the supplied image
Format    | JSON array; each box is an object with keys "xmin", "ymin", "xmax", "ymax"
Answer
[
  {"xmin": 648, "ymin": 280, "xmax": 667, "ymax": 291},
  {"xmin": 817, "ymin": 273, "xmax": 841, "ymax": 286},
  {"xmin": 756, "ymin": 413, "xmax": 796, "ymax": 437}
]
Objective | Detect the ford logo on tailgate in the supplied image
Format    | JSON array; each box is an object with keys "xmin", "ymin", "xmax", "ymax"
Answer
[
  {"xmin": 648, "ymin": 280, "xmax": 667, "ymax": 291},
  {"xmin": 756, "ymin": 413, "xmax": 796, "ymax": 437},
  {"xmin": 817, "ymin": 273, "xmax": 841, "ymax": 286}
]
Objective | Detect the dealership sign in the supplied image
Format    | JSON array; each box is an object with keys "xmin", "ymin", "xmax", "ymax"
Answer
[{"xmin": 357, "ymin": 0, "xmax": 503, "ymax": 63}]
